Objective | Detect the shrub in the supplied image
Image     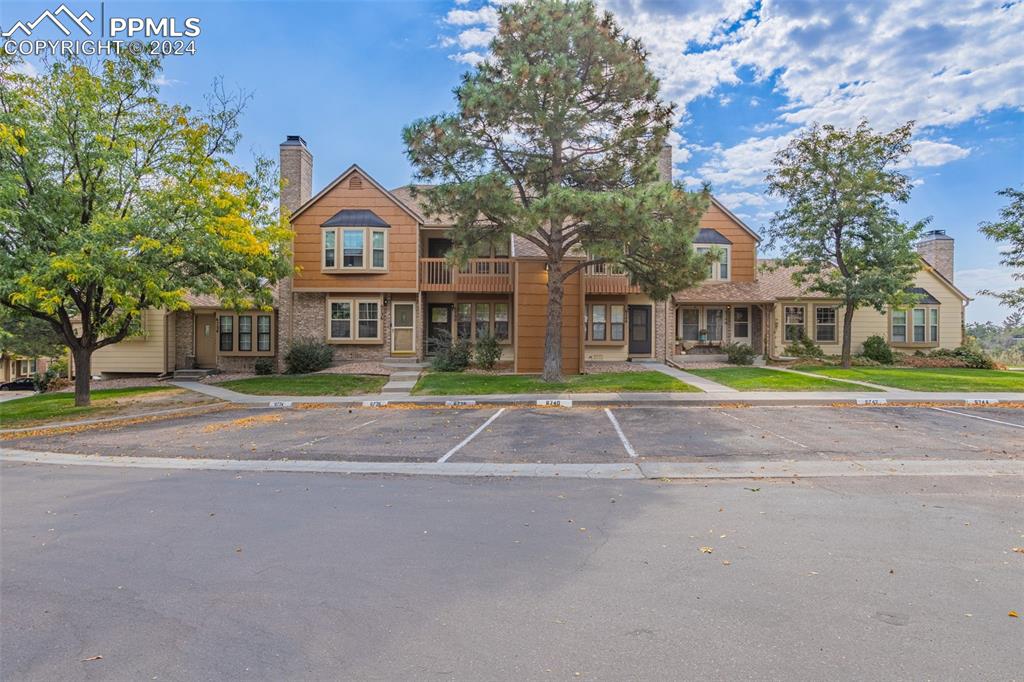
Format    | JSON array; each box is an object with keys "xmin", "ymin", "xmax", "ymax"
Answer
[
  {"xmin": 783, "ymin": 332, "xmax": 825, "ymax": 359},
  {"xmin": 722, "ymin": 342, "xmax": 755, "ymax": 366},
  {"xmin": 942, "ymin": 340, "xmax": 995, "ymax": 369},
  {"xmin": 32, "ymin": 366, "xmax": 68, "ymax": 393},
  {"xmin": 284, "ymin": 338, "xmax": 333, "ymax": 374},
  {"xmin": 474, "ymin": 334, "xmax": 502, "ymax": 370},
  {"xmin": 861, "ymin": 335, "xmax": 894, "ymax": 364},
  {"xmin": 254, "ymin": 358, "xmax": 275, "ymax": 375},
  {"xmin": 431, "ymin": 330, "xmax": 472, "ymax": 372},
  {"xmin": 898, "ymin": 354, "xmax": 968, "ymax": 368}
]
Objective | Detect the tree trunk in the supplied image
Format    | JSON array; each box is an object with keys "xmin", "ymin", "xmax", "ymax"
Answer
[
  {"xmin": 542, "ymin": 260, "xmax": 564, "ymax": 382},
  {"xmin": 840, "ymin": 303, "xmax": 856, "ymax": 369},
  {"xmin": 72, "ymin": 347, "xmax": 92, "ymax": 407}
]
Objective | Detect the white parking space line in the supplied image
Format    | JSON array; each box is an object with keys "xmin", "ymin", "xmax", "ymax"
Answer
[
  {"xmin": 929, "ymin": 407, "xmax": 1024, "ymax": 430},
  {"xmin": 284, "ymin": 419, "xmax": 378, "ymax": 452},
  {"xmin": 437, "ymin": 408, "xmax": 506, "ymax": 463},
  {"xmin": 604, "ymin": 408, "xmax": 638, "ymax": 458},
  {"xmin": 717, "ymin": 409, "xmax": 809, "ymax": 449}
]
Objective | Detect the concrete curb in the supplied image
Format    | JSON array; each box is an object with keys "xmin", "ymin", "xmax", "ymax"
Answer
[
  {"xmin": 2, "ymin": 447, "xmax": 1020, "ymax": 480},
  {"xmin": 0, "ymin": 402, "xmax": 230, "ymax": 436}
]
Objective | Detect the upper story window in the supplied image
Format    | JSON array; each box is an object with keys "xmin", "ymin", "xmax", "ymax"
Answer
[
  {"xmin": 320, "ymin": 209, "xmax": 390, "ymax": 273},
  {"xmin": 322, "ymin": 226, "xmax": 388, "ymax": 272},
  {"xmin": 695, "ymin": 245, "xmax": 730, "ymax": 281}
]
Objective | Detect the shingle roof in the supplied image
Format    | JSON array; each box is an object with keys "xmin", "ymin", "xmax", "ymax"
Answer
[
  {"xmin": 390, "ymin": 185, "xmax": 453, "ymax": 226},
  {"xmin": 673, "ymin": 261, "xmax": 809, "ymax": 304},
  {"xmin": 322, "ymin": 209, "xmax": 390, "ymax": 228}
]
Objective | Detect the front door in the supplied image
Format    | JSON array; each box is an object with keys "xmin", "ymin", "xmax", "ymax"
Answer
[
  {"xmin": 195, "ymin": 313, "xmax": 217, "ymax": 368},
  {"xmin": 628, "ymin": 305, "xmax": 652, "ymax": 356},
  {"xmin": 392, "ymin": 302, "xmax": 416, "ymax": 354},
  {"xmin": 427, "ymin": 304, "xmax": 452, "ymax": 354}
]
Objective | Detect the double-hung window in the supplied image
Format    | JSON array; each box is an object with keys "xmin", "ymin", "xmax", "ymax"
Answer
[
  {"xmin": 219, "ymin": 315, "xmax": 234, "ymax": 352},
  {"xmin": 929, "ymin": 308, "xmax": 939, "ymax": 343},
  {"xmin": 475, "ymin": 303, "xmax": 491, "ymax": 339},
  {"xmin": 457, "ymin": 303, "xmax": 472, "ymax": 340},
  {"xmin": 734, "ymin": 307, "xmax": 750, "ymax": 338},
  {"xmin": 494, "ymin": 303, "xmax": 509, "ymax": 341},
  {"xmin": 784, "ymin": 306, "xmax": 805, "ymax": 342},
  {"xmin": 695, "ymin": 245, "xmax": 730, "ymax": 281},
  {"xmin": 324, "ymin": 231, "xmax": 336, "ymax": 268},
  {"xmin": 372, "ymin": 231, "xmax": 385, "ymax": 268},
  {"xmin": 329, "ymin": 301, "xmax": 352, "ymax": 340},
  {"xmin": 343, "ymin": 229, "xmax": 364, "ymax": 268},
  {"xmin": 609, "ymin": 305, "xmax": 625, "ymax": 341},
  {"xmin": 591, "ymin": 305, "xmax": 607, "ymax": 341},
  {"xmin": 912, "ymin": 308, "xmax": 926, "ymax": 342},
  {"xmin": 891, "ymin": 310, "xmax": 907, "ymax": 343},
  {"xmin": 815, "ymin": 306, "xmax": 836, "ymax": 343},
  {"xmin": 679, "ymin": 308, "xmax": 700, "ymax": 341},
  {"xmin": 257, "ymin": 315, "xmax": 272, "ymax": 352},
  {"xmin": 358, "ymin": 302, "xmax": 379, "ymax": 339},
  {"xmin": 238, "ymin": 315, "xmax": 253, "ymax": 352}
]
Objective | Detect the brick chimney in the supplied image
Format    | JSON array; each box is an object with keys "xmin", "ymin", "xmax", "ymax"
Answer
[
  {"xmin": 279, "ymin": 135, "xmax": 312, "ymax": 217},
  {"xmin": 658, "ymin": 144, "xmax": 672, "ymax": 183},
  {"xmin": 916, "ymin": 229, "xmax": 955, "ymax": 282}
]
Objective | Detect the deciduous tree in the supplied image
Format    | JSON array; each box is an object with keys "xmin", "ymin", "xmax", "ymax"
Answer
[
  {"xmin": 0, "ymin": 53, "xmax": 292, "ymax": 405},
  {"xmin": 404, "ymin": 0, "xmax": 710, "ymax": 381},
  {"xmin": 764, "ymin": 121, "xmax": 926, "ymax": 368}
]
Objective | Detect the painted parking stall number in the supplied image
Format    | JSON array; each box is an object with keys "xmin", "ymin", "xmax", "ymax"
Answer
[
  {"xmin": 269, "ymin": 401, "xmax": 293, "ymax": 409},
  {"xmin": 445, "ymin": 400, "xmax": 477, "ymax": 407},
  {"xmin": 537, "ymin": 399, "xmax": 573, "ymax": 408},
  {"xmin": 965, "ymin": 398, "xmax": 999, "ymax": 405},
  {"xmin": 856, "ymin": 398, "xmax": 888, "ymax": 405},
  {"xmin": 362, "ymin": 400, "xmax": 389, "ymax": 408}
]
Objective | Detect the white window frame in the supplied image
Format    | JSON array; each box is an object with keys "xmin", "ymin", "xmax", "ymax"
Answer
[
  {"xmin": 322, "ymin": 227, "xmax": 388, "ymax": 272},
  {"xmin": 814, "ymin": 306, "xmax": 837, "ymax": 343},
  {"xmin": 733, "ymin": 306, "xmax": 750, "ymax": 340},
  {"xmin": 694, "ymin": 244, "xmax": 731, "ymax": 282},
  {"xmin": 326, "ymin": 297, "xmax": 383, "ymax": 343},
  {"xmin": 783, "ymin": 305, "xmax": 806, "ymax": 342}
]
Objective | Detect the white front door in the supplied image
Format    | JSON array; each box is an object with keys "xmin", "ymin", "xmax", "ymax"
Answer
[{"xmin": 391, "ymin": 302, "xmax": 416, "ymax": 354}]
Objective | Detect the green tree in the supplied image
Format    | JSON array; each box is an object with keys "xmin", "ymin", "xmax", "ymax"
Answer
[
  {"xmin": 404, "ymin": 0, "xmax": 710, "ymax": 381},
  {"xmin": 0, "ymin": 309, "xmax": 66, "ymax": 359},
  {"xmin": 0, "ymin": 53, "xmax": 292, "ymax": 406},
  {"xmin": 978, "ymin": 186, "xmax": 1024, "ymax": 314},
  {"xmin": 764, "ymin": 121, "xmax": 926, "ymax": 368}
]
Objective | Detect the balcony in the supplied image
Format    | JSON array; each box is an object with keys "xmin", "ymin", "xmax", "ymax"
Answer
[
  {"xmin": 420, "ymin": 258, "xmax": 514, "ymax": 292},
  {"xmin": 584, "ymin": 264, "xmax": 641, "ymax": 294}
]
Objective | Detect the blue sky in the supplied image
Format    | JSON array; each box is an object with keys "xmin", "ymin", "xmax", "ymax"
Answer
[{"xmin": 3, "ymin": 0, "xmax": 1022, "ymax": 323}]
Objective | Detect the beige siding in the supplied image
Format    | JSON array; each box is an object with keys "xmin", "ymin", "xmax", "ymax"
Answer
[
  {"xmin": 770, "ymin": 268, "xmax": 965, "ymax": 355},
  {"xmin": 91, "ymin": 309, "xmax": 169, "ymax": 374}
]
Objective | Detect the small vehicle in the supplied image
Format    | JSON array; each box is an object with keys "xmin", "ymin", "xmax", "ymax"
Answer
[{"xmin": 0, "ymin": 377, "xmax": 35, "ymax": 391}]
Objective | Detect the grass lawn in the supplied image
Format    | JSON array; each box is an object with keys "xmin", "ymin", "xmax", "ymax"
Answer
[
  {"xmin": 685, "ymin": 367, "xmax": 876, "ymax": 392},
  {"xmin": 1, "ymin": 386, "xmax": 179, "ymax": 428},
  {"xmin": 412, "ymin": 371, "xmax": 699, "ymax": 395},
  {"xmin": 797, "ymin": 366, "xmax": 1024, "ymax": 392},
  {"xmin": 217, "ymin": 374, "xmax": 388, "ymax": 396}
]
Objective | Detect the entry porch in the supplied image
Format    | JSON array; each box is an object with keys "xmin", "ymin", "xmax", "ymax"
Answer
[{"xmin": 671, "ymin": 302, "xmax": 769, "ymax": 363}]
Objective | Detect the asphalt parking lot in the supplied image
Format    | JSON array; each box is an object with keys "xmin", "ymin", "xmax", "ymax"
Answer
[{"xmin": 4, "ymin": 404, "xmax": 1022, "ymax": 463}]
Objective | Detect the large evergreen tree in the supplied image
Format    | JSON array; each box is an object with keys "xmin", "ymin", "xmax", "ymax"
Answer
[
  {"xmin": 0, "ymin": 53, "xmax": 292, "ymax": 406},
  {"xmin": 978, "ymin": 186, "xmax": 1024, "ymax": 314},
  {"xmin": 764, "ymin": 121, "xmax": 926, "ymax": 368},
  {"xmin": 404, "ymin": 0, "xmax": 710, "ymax": 381}
]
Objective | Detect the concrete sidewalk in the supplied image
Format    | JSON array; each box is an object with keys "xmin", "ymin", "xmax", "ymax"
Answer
[
  {"xmin": 171, "ymin": 380, "xmax": 1023, "ymax": 408},
  {"xmin": 3, "ymin": 446, "xmax": 1022, "ymax": 479}
]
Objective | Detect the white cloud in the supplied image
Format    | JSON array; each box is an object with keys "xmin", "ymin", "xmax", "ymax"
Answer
[
  {"xmin": 10, "ymin": 59, "xmax": 38, "ymax": 77},
  {"xmin": 957, "ymin": 267, "xmax": 1020, "ymax": 323},
  {"xmin": 901, "ymin": 140, "xmax": 971, "ymax": 168},
  {"xmin": 715, "ymin": 191, "xmax": 770, "ymax": 209}
]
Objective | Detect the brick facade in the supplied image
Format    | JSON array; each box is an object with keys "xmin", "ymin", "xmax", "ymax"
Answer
[{"xmin": 291, "ymin": 292, "xmax": 392, "ymax": 363}]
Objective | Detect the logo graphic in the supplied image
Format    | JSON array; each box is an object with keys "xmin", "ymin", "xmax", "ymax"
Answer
[{"xmin": 2, "ymin": 4, "xmax": 94, "ymax": 38}]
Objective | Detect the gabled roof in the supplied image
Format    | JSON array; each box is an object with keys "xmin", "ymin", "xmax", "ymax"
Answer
[
  {"xmin": 917, "ymin": 256, "xmax": 971, "ymax": 302},
  {"xmin": 390, "ymin": 185, "xmax": 453, "ymax": 227},
  {"xmin": 288, "ymin": 165, "xmax": 425, "ymax": 225},
  {"xmin": 905, "ymin": 287, "xmax": 940, "ymax": 305},
  {"xmin": 322, "ymin": 209, "xmax": 390, "ymax": 228}
]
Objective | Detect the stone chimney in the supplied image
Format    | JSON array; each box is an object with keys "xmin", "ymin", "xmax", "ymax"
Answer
[
  {"xmin": 658, "ymin": 144, "xmax": 673, "ymax": 183},
  {"xmin": 916, "ymin": 229, "xmax": 955, "ymax": 282},
  {"xmin": 279, "ymin": 135, "xmax": 312, "ymax": 217}
]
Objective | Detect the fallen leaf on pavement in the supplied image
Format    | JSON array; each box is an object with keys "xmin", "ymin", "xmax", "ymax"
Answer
[
  {"xmin": 1010, "ymin": 611, "xmax": 1019, "ymax": 618},
  {"xmin": 745, "ymin": 487, "xmax": 760, "ymax": 492},
  {"xmin": 722, "ymin": 560, "xmax": 731, "ymax": 566},
  {"xmin": 1012, "ymin": 547, "xmax": 1024, "ymax": 554},
  {"xmin": 81, "ymin": 656, "xmax": 103, "ymax": 662},
  {"xmin": 700, "ymin": 546, "xmax": 713, "ymax": 554}
]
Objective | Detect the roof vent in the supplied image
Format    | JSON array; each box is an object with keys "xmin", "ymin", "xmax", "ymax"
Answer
[{"xmin": 349, "ymin": 175, "xmax": 363, "ymax": 189}]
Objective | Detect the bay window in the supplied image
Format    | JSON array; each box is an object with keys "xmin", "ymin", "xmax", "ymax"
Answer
[
  {"xmin": 322, "ymin": 227, "xmax": 388, "ymax": 271},
  {"xmin": 891, "ymin": 307, "xmax": 939, "ymax": 345}
]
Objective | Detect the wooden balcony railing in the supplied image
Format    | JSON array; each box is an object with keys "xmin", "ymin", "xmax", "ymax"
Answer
[
  {"xmin": 584, "ymin": 264, "xmax": 641, "ymax": 294},
  {"xmin": 420, "ymin": 258, "xmax": 514, "ymax": 292}
]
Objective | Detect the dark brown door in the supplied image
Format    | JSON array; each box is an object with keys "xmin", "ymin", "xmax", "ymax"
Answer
[
  {"xmin": 628, "ymin": 306, "xmax": 652, "ymax": 356},
  {"xmin": 195, "ymin": 313, "xmax": 217, "ymax": 368},
  {"xmin": 427, "ymin": 304, "xmax": 452, "ymax": 354}
]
